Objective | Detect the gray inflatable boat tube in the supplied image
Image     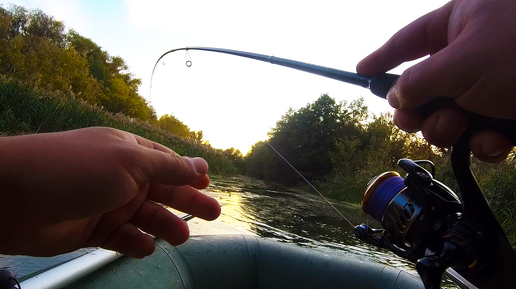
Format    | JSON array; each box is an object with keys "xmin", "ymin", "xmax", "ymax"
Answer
[{"xmin": 46, "ymin": 234, "xmax": 425, "ymax": 289}]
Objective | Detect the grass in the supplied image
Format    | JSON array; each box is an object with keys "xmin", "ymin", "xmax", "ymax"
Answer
[{"xmin": 0, "ymin": 80, "xmax": 239, "ymax": 175}]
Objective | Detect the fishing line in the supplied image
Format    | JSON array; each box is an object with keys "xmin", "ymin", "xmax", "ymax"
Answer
[
  {"xmin": 267, "ymin": 142, "xmax": 355, "ymax": 230},
  {"xmin": 149, "ymin": 49, "xmax": 194, "ymax": 101}
]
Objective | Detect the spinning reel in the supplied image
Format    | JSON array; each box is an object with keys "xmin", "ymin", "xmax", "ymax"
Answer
[{"xmin": 354, "ymin": 138, "xmax": 516, "ymax": 289}]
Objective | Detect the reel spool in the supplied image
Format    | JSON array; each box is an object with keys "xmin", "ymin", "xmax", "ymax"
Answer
[
  {"xmin": 353, "ymin": 152, "xmax": 516, "ymax": 289},
  {"xmin": 362, "ymin": 171, "xmax": 427, "ymax": 258}
]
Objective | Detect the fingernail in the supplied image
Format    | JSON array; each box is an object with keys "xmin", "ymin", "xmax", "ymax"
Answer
[
  {"xmin": 188, "ymin": 157, "xmax": 208, "ymax": 174},
  {"xmin": 387, "ymin": 86, "xmax": 400, "ymax": 108}
]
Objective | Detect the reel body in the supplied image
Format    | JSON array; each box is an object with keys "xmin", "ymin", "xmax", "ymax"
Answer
[
  {"xmin": 354, "ymin": 142, "xmax": 516, "ymax": 289},
  {"xmin": 358, "ymin": 159, "xmax": 462, "ymax": 261}
]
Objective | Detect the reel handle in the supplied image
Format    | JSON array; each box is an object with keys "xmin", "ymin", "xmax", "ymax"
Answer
[
  {"xmin": 416, "ymin": 242, "xmax": 464, "ymax": 289},
  {"xmin": 369, "ymin": 73, "xmax": 516, "ymax": 146}
]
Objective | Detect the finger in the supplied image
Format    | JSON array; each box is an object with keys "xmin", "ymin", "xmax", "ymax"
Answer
[
  {"xmin": 131, "ymin": 201, "xmax": 190, "ymax": 246},
  {"xmin": 189, "ymin": 174, "xmax": 210, "ymax": 190},
  {"xmin": 356, "ymin": 2, "xmax": 453, "ymax": 76},
  {"xmin": 420, "ymin": 107, "xmax": 469, "ymax": 148},
  {"xmin": 114, "ymin": 130, "xmax": 208, "ymax": 185},
  {"xmin": 469, "ymin": 130, "xmax": 513, "ymax": 163},
  {"xmin": 111, "ymin": 128, "xmax": 209, "ymax": 185},
  {"xmin": 85, "ymin": 184, "xmax": 150, "ymax": 246},
  {"xmin": 100, "ymin": 223, "xmax": 156, "ymax": 259},
  {"xmin": 390, "ymin": 34, "xmax": 488, "ymax": 110},
  {"xmin": 392, "ymin": 109, "xmax": 424, "ymax": 133},
  {"xmin": 131, "ymin": 150, "xmax": 209, "ymax": 186},
  {"xmin": 131, "ymin": 133, "xmax": 179, "ymax": 155},
  {"xmin": 148, "ymin": 184, "xmax": 221, "ymax": 221},
  {"xmin": 356, "ymin": 2, "xmax": 482, "ymax": 111}
]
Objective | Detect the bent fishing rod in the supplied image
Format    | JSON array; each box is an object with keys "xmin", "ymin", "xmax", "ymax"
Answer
[
  {"xmin": 152, "ymin": 46, "xmax": 516, "ymax": 144},
  {"xmin": 151, "ymin": 47, "xmax": 395, "ymax": 98},
  {"xmin": 152, "ymin": 47, "xmax": 516, "ymax": 289}
]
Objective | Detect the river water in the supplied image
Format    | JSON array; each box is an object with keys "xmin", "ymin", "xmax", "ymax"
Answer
[
  {"xmin": 1, "ymin": 175, "xmax": 459, "ymax": 288},
  {"xmin": 190, "ymin": 176, "xmax": 460, "ymax": 288}
]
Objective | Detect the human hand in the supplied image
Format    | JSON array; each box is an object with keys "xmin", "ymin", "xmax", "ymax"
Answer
[
  {"xmin": 0, "ymin": 127, "xmax": 221, "ymax": 258},
  {"xmin": 356, "ymin": 0, "xmax": 516, "ymax": 162}
]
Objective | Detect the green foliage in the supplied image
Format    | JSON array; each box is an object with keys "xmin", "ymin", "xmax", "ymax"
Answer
[
  {"xmin": 156, "ymin": 114, "xmax": 203, "ymax": 141},
  {"xmin": 319, "ymin": 113, "xmax": 439, "ymax": 202},
  {"xmin": 245, "ymin": 95, "xmax": 441, "ymax": 198},
  {"xmin": 246, "ymin": 94, "xmax": 440, "ymax": 193},
  {"xmin": 246, "ymin": 94, "xmax": 368, "ymax": 186},
  {"xmin": 0, "ymin": 4, "xmax": 155, "ymax": 121},
  {"xmin": 246, "ymin": 94, "xmax": 516, "ymax": 247},
  {"xmin": 1, "ymin": 5, "xmax": 64, "ymax": 45},
  {"xmin": 222, "ymin": 147, "xmax": 246, "ymax": 173},
  {"xmin": 0, "ymin": 80, "xmax": 239, "ymax": 175},
  {"xmin": 245, "ymin": 141, "xmax": 275, "ymax": 180}
]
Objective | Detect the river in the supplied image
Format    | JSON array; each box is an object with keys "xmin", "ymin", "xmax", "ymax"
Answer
[{"xmin": 1, "ymin": 175, "xmax": 460, "ymax": 288}]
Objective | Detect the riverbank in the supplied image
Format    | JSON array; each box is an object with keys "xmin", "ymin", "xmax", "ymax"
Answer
[{"xmin": 0, "ymin": 80, "xmax": 239, "ymax": 175}]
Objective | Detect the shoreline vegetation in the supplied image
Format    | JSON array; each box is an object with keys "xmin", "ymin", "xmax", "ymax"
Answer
[
  {"xmin": 0, "ymin": 80, "xmax": 240, "ymax": 176},
  {"xmin": 1, "ymin": 4, "xmax": 514, "ymax": 248}
]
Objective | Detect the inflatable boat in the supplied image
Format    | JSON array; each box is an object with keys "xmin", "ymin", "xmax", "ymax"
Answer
[{"xmin": 18, "ymin": 234, "xmax": 424, "ymax": 289}]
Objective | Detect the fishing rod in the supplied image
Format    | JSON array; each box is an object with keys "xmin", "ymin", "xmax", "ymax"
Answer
[
  {"xmin": 151, "ymin": 46, "xmax": 396, "ymax": 99},
  {"xmin": 152, "ymin": 47, "xmax": 516, "ymax": 289},
  {"xmin": 152, "ymin": 46, "xmax": 516, "ymax": 145}
]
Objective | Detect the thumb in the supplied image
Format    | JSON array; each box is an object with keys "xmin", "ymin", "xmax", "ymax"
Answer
[{"xmin": 136, "ymin": 150, "xmax": 209, "ymax": 186}]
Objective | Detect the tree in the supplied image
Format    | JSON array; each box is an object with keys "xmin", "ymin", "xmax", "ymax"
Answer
[
  {"xmin": 66, "ymin": 30, "xmax": 155, "ymax": 119},
  {"xmin": 66, "ymin": 29, "xmax": 109, "ymax": 84},
  {"xmin": 223, "ymin": 147, "xmax": 246, "ymax": 173},
  {"xmin": 156, "ymin": 114, "xmax": 203, "ymax": 141},
  {"xmin": 245, "ymin": 94, "xmax": 443, "ymax": 202},
  {"xmin": 0, "ymin": 4, "xmax": 157, "ymax": 121},
  {"xmin": 245, "ymin": 141, "xmax": 275, "ymax": 180},
  {"xmin": 0, "ymin": 7, "xmax": 101, "ymax": 101},
  {"xmin": 24, "ymin": 9, "xmax": 65, "ymax": 46},
  {"xmin": 246, "ymin": 94, "xmax": 367, "ymax": 185}
]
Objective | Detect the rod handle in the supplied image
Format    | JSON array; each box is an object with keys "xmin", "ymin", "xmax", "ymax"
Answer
[{"xmin": 369, "ymin": 73, "xmax": 516, "ymax": 146}]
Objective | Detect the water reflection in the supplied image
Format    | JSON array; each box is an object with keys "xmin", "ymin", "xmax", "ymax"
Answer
[
  {"xmin": 208, "ymin": 175, "xmax": 459, "ymax": 289},
  {"xmin": 210, "ymin": 176, "xmax": 396, "ymax": 256}
]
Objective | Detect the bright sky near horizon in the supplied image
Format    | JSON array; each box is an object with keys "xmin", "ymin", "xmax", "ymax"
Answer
[{"xmin": 2, "ymin": 0, "xmax": 449, "ymax": 154}]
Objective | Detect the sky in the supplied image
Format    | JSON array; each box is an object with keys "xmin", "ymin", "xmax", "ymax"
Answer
[{"xmin": 2, "ymin": 0, "xmax": 450, "ymax": 154}]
